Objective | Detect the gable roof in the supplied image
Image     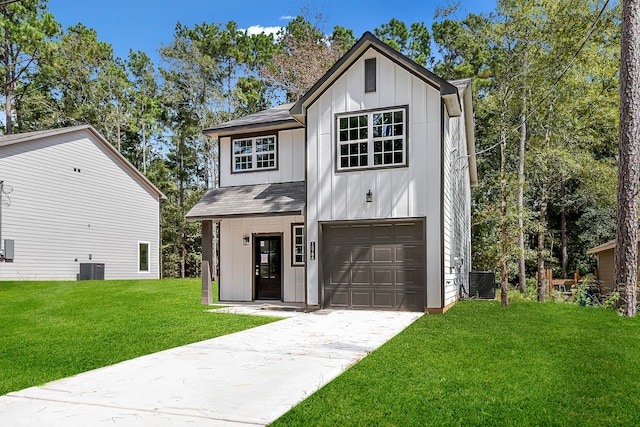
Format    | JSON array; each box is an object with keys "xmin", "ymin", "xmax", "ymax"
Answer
[
  {"xmin": 290, "ymin": 31, "xmax": 462, "ymax": 124},
  {"xmin": 185, "ymin": 181, "xmax": 305, "ymax": 220},
  {"xmin": 0, "ymin": 125, "xmax": 166, "ymax": 200},
  {"xmin": 203, "ymin": 103, "xmax": 303, "ymax": 138}
]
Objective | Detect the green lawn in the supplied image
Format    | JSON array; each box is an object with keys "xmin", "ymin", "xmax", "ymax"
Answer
[
  {"xmin": 273, "ymin": 300, "xmax": 640, "ymax": 426},
  {"xmin": 0, "ymin": 278, "xmax": 277, "ymax": 396}
]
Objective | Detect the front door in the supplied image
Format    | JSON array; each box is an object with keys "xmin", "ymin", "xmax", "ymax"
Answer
[{"xmin": 254, "ymin": 236, "xmax": 282, "ymax": 300}]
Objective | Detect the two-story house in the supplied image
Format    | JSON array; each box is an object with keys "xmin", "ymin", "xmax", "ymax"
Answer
[{"xmin": 186, "ymin": 32, "xmax": 477, "ymax": 313}]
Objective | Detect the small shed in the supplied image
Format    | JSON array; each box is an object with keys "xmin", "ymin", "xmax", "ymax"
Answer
[{"xmin": 587, "ymin": 239, "xmax": 640, "ymax": 295}]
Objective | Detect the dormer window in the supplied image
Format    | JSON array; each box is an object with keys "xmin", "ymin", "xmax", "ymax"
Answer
[{"xmin": 233, "ymin": 135, "xmax": 277, "ymax": 172}]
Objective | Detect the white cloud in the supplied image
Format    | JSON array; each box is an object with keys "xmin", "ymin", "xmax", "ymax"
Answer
[
  {"xmin": 245, "ymin": 25, "xmax": 282, "ymax": 37},
  {"xmin": 279, "ymin": 15, "xmax": 295, "ymax": 20}
]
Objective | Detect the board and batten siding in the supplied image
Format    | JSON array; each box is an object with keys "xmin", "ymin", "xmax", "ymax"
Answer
[
  {"xmin": 219, "ymin": 215, "xmax": 305, "ymax": 302},
  {"xmin": 219, "ymin": 128, "xmax": 305, "ymax": 187},
  {"xmin": 305, "ymin": 48, "xmax": 443, "ymax": 308},
  {"xmin": 0, "ymin": 130, "xmax": 160, "ymax": 280}
]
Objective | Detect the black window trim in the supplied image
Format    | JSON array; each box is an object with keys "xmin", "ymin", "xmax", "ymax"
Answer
[
  {"xmin": 334, "ymin": 105, "xmax": 409, "ymax": 173},
  {"xmin": 365, "ymin": 57, "xmax": 376, "ymax": 93},
  {"xmin": 230, "ymin": 131, "xmax": 279, "ymax": 174},
  {"xmin": 138, "ymin": 241, "xmax": 150, "ymax": 273},
  {"xmin": 291, "ymin": 223, "xmax": 305, "ymax": 266}
]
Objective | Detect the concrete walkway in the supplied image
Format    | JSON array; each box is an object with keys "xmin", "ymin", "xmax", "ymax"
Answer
[{"xmin": 0, "ymin": 309, "xmax": 422, "ymax": 426}]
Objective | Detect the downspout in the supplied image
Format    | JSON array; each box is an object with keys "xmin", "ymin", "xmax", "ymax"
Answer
[
  {"xmin": 0, "ymin": 181, "xmax": 3, "ymax": 258},
  {"xmin": 304, "ymin": 121, "xmax": 309, "ymax": 311},
  {"xmin": 440, "ymin": 101, "xmax": 446, "ymax": 311}
]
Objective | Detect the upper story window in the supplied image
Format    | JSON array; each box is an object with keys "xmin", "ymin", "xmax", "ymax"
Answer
[
  {"xmin": 336, "ymin": 106, "xmax": 407, "ymax": 171},
  {"xmin": 233, "ymin": 135, "xmax": 277, "ymax": 172}
]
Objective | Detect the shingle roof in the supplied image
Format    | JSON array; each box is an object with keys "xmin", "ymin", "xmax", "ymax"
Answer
[
  {"xmin": 0, "ymin": 125, "xmax": 91, "ymax": 147},
  {"xmin": 186, "ymin": 181, "xmax": 305, "ymax": 220},
  {"xmin": 203, "ymin": 103, "xmax": 302, "ymax": 137},
  {"xmin": 0, "ymin": 125, "xmax": 165, "ymax": 200}
]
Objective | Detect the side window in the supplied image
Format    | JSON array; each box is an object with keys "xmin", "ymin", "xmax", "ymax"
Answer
[
  {"xmin": 139, "ymin": 242, "xmax": 149, "ymax": 272},
  {"xmin": 292, "ymin": 224, "xmax": 305, "ymax": 266}
]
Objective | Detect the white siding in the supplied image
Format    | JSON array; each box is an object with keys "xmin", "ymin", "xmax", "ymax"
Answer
[
  {"xmin": 0, "ymin": 130, "xmax": 160, "ymax": 280},
  {"xmin": 442, "ymin": 98, "xmax": 473, "ymax": 307},
  {"xmin": 219, "ymin": 128, "xmax": 305, "ymax": 187},
  {"xmin": 219, "ymin": 215, "xmax": 305, "ymax": 302},
  {"xmin": 305, "ymin": 49, "xmax": 443, "ymax": 308}
]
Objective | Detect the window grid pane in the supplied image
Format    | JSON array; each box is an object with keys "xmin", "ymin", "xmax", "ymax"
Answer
[
  {"xmin": 338, "ymin": 114, "xmax": 368, "ymax": 169},
  {"xmin": 233, "ymin": 136, "xmax": 276, "ymax": 171},
  {"xmin": 338, "ymin": 109, "xmax": 405, "ymax": 170},
  {"xmin": 292, "ymin": 225, "xmax": 305, "ymax": 265},
  {"xmin": 373, "ymin": 109, "xmax": 404, "ymax": 166},
  {"xmin": 139, "ymin": 243, "xmax": 149, "ymax": 272}
]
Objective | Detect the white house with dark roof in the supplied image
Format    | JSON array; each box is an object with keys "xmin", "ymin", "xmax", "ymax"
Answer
[
  {"xmin": 0, "ymin": 125, "xmax": 165, "ymax": 280},
  {"xmin": 187, "ymin": 32, "xmax": 477, "ymax": 313}
]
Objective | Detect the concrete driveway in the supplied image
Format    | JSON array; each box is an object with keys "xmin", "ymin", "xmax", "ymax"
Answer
[{"xmin": 0, "ymin": 309, "xmax": 422, "ymax": 426}]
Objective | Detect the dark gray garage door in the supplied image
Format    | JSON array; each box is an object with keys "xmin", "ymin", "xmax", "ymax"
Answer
[{"xmin": 321, "ymin": 219, "xmax": 426, "ymax": 311}]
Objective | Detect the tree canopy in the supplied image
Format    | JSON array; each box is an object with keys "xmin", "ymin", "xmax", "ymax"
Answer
[{"xmin": 0, "ymin": 0, "xmax": 621, "ymax": 285}]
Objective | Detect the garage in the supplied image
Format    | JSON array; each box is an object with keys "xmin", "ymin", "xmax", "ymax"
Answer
[{"xmin": 321, "ymin": 219, "xmax": 426, "ymax": 311}]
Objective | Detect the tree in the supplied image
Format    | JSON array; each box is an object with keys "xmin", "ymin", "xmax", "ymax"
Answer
[
  {"xmin": 20, "ymin": 24, "xmax": 122, "ymax": 134},
  {"xmin": 0, "ymin": 0, "xmax": 58, "ymax": 134},
  {"xmin": 374, "ymin": 19, "xmax": 431, "ymax": 66},
  {"xmin": 127, "ymin": 50, "xmax": 163, "ymax": 174},
  {"xmin": 159, "ymin": 23, "xmax": 222, "ymax": 277},
  {"xmin": 615, "ymin": 0, "xmax": 640, "ymax": 318},
  {"xmin": 260, "ymin": 16, "xmax": 341, "ymax": 102},
  {"xmin": 462, "ymin": 0, "xmax": 619, "ymax": 305}
]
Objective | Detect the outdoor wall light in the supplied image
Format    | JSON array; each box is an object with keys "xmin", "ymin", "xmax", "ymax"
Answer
[
  {"xmin": 243, "ymin": 235, "xmax": 250, "ymax": 246},
  {"xmin": 366, "ymin": 189, "xmax": 373, "ymax": 203}
]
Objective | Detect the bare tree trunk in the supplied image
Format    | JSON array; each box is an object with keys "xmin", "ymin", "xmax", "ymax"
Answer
[
  {"xmin": 142, "ymin": 122, "xmax": 147, "ymax": 175},
  {"xmin": 179, "ymin": 151, "xmax": 186, "ymax": 279},
  {"xmin": 499, "ymin": 103, "xmax": 509, "ymax": 307},
  {"xmin": 518, "ymin": 85, "xmax": 527, "ymax": 293},
  {"xmin": 560, "ymin": 178, "xmax": 568, "ymax": 278},
  {"xmin": 537, "ymin": 195, "xmax": 547, "ymax": 302},
  {"xmin": 615, "ymin": 0, "xmax": 640, "ymax": 317},
  {"xmin": 4, "ymin": 25, "xmax": 13, "ymax": 135}
]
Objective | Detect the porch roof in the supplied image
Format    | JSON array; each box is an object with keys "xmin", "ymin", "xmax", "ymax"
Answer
[{"xmin": 186, "ymin": 181, "xmax": 305, "ymax": 221}]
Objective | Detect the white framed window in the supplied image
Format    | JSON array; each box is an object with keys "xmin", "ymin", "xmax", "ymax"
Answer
[
  {"xmin": 337, "ymin": 107, "xmax": 407, "ymax": 171},
  {"xmin": 138, "ymin": 242, "xmax": 150, "ymax": 272},
  {"xmin": 232, "ymin": 135, "xmax": 277, "ymax": 172},
  {"xmin": 291, "ymin": 224, "xmax": 305, "ymax": 266}
]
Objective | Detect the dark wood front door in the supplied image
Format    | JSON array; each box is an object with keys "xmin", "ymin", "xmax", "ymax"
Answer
[{"xmin": 255, "ymin": 236, "xmax": 282, "ymax": 300}]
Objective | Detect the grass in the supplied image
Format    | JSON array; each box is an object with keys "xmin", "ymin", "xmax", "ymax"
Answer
[
  {"xmin": 273, "ymin": 300, "xmax": 640, "ymax": 426},
  {"xmin": 0, "ymin": 278, "xmax": 278, "ymax": 396}
]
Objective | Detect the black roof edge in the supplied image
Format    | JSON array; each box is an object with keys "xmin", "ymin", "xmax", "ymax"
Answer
[
  {"xmin": 186, "ymin": 210, "xmax": 303, "ymax": 221},
  {"xmin": 202, "ymin": 118, "xmax": 302, "ymax": 137},
  {"xmin": 290, "ymin": 31, "xmax": 458, "ymax": 117}
]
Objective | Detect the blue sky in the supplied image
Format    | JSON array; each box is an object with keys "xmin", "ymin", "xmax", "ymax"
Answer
[{"xmin": 47, "ymin": 0, "xmax": 496, "ymax": 63}]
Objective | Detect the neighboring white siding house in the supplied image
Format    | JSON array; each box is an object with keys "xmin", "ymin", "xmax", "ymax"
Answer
[
  {"xmin": 0, "ymin": 125, "xmax": 164, "ymax": 280},
  {"xmin": 188, "ymin": 32, "xmax": 477, "ymax": 313}
]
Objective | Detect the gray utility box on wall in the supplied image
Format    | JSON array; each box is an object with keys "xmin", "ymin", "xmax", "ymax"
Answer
[
  {"xmin": 3, "ymin": 239, "xmax": 14, "ymax": 260},
  {"xmin": 78, "ymin": 263, "xmax": 105, "ymax": 280}
]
